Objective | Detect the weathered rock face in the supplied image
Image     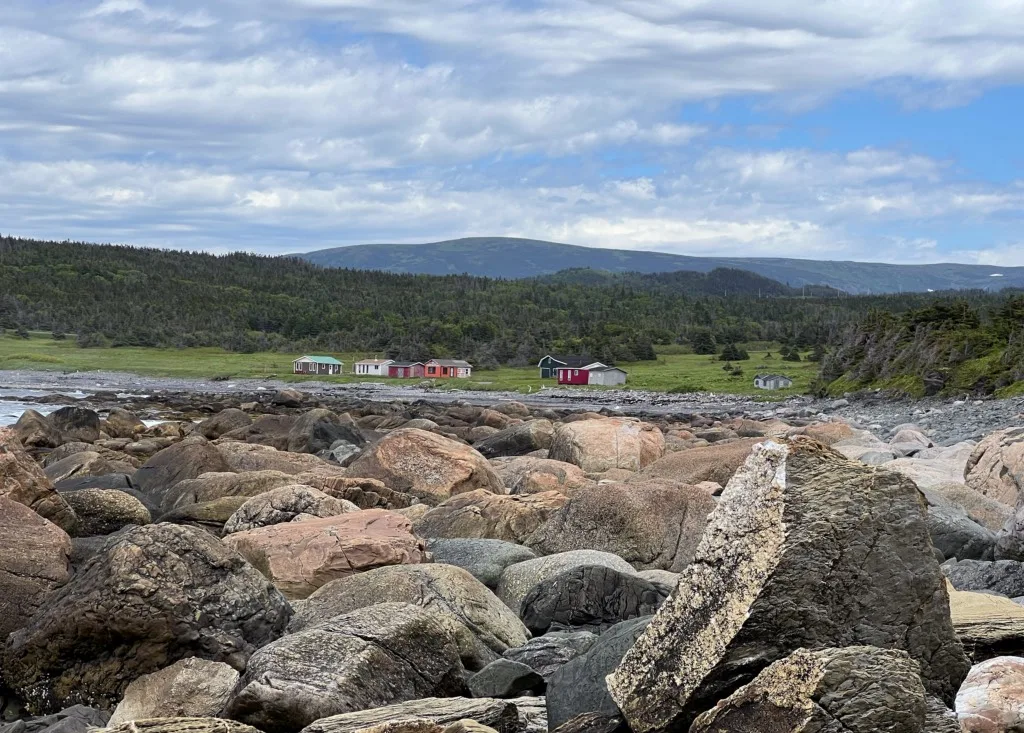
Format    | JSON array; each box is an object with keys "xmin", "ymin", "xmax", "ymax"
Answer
[
  {"xmin": 297, "ymin": 697, "xmax": 543, "ymax": 733},
  {"xmin": 997, "ymin": 501, "xmax": 1024, "ymax": 561},
  {"xmin": 106, "ymin": 658, "xmax": 239, "ymax": 726},
  {"xmin": 197, "ymin": 409, "xmax": 253, "ymax": 440},
  {"xmin": 60, "ymin": 488, "xmax": 151, "ymax": 537},
  {"xmin": 956, "ymin": 656, "xmax": 1024, "ymax": 732},
  {"xmin": 289, "ymin": 564, "xmax": 528, "ymax": 670},
  {"xmin": 134, "ymin": 438, "xmax": 232, "ymax": 506},
  {"xmin": 475, "ymin": 422, "xmax": 554, "ymax": 459},
  {"xmin": 490, "ymin": 458, "xmax": 591, "ymax": 497},
  {"xmin": 307, "ymin": 475, "xmax": 419, "ymax": 510},
  {"xmin": 525, "ymin": 481, "xmax": 715, "ymax": 572},
  {"xmin": 496, "ymin": 551, "xmax": 637, "ymax": 612},
  {"xmin": 0, "ymin": 704, "xmax": 111, "ymax": 733},
  {"xmin": 519, "ymin": 565, "xmax": 669, "ymax": 635},
  {"xmin": 13, "ymin": 409, "xmax": 62, "ymax": 449},
  {"xmin": 95, "ymin": 719, "xmax": 261, "ymax": 733},
  {"xmin": 225, "ymin": 603, "xmax": 467, "ymax": 733},
  {"xmin": 223, "ymin": 509, "xmax": 426, "ymax": 599},
  {"xmin": 792, "ymin": 421, "xmax": 855, "ymax": 446},
  {"xmin": 103, "ymin": 408, "xmax": 146, "ymax": 440},
  {"xmin": 944, "ymin": 559, "xmax": 1024, "ymax": 597},
  {"xmin": 548, "ymin": 420, "xmax": 664, "ymax": 473},
  {"xmin": 502, "ymin": 631, "xmax": 597, "ymax": 679},
  {"xmin": 158, "ymin": 496, "xmax": 250, "ymax": 532},
  {"xmin": 414, "ymin": 490, "xmax": 567, "ymax": 545},
  {"xmin": 2, "ymin": 523, "xmax": 291, "ymax": 713},
  {"xmin": 468, "ymin": 660, "xmax": 545, "ymax": 699},
  {"xmin": 948, "ymin": 587, "xmax": 1024, "ymax": 662},
  {"xmin": 44, "ymin": 452, "xmax": 134, "ymax": 484},
  {"xmin": 633, "ymin": 438, "xmax": 761, "ymax": 487},
  {"xmin": 0, "ymin": 427, "xmax": 77, "ymax": 532},
  {"xmin": 346, "ymin": 429, "xmax": 504, "ymax": 505},
  {"xmin": 689, "ymin": 646, "xmax": 938, "ymax": 733},
  {"xmin": 926, "ymin": 501, "xmax": 996, "ymax": 561},
  {"xmin": 606, "ymin": 440, "xmax": 970, "ymax": 732},
  {"xmin": 928, "ymin": 483, "xmax": 1013, "ymax": 533},
  {"xmin": 161, "ymin": 470, "xmax": 298, "ymax": 513},
  {"xmin": 286, "ymin": 409, "xmax": 366, "ymax": 458},
  {"xmin": 216, "ymin": 442, "xmax": 344, "ymax": 476},
  {"xmin": 223, "ymin": 485, "xmax": 356, "ymax": 534},
  {"xmin": 966, "ymin": 427, "xmax": 1024, "ymax": 505},
  {"xmin": 425, "ymin": 539, "xmax": 538, "ymax": 589},
  {"xmin": 0, "ymin": 497, "xmax": 71, "ymax": 641},
  {"xmin": 272, "ymin": 388, "xmax": 305, "ymax": 407},
  {"xmin": 48, "ymin": 407, "xmax": 101, "ymax": 444}
]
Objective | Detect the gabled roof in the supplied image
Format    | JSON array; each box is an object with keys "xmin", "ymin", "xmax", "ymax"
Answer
[
  {"xmin": 427, "ymin": 359, "xmax": 472, "ymax": 367},
  {"xmin": 582, "ymin": 361, "xmax": 610, "ymax": 370},
  {"xmin": 294, "ymin": 355, "xmax": 343, "ymax": 365},
  {"xmin": 589, "ymin": 365, "xmax": 627, "ymax": 374},
  {"xmin": 541, "ymin": 354, "xmax": 592, "ymax": 368},
  {"xmin": 355, "ymin": 359, "xmax": 394, "ymax": 365},
  {"xmin": 755, "ymin": 373, "xmax": 792, "ymax": 381},
  {"xmin": 389, "ymin": 361, "xmax": 424, "ymax": 367}
]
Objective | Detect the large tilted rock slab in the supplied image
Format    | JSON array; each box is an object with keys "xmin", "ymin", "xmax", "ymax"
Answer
[
  {"xmin": 0, "ymin": 427, "xmax": 77, "ymax": 532},
  {"xmin": 223, "ymin": 509, "xmax": 426, "ymax": 599},
  {"xmin": 107, "ymin": 658, "xmax": 239, "ymax": 726},
  {"xmin": 414, "ymin": 490, "xmax": 567, "ymax": 545},
  {"xmin": 2, "ymin": 523, "xmax": 291, "ymax": 713},
  {"xmin": 948, "ymin": 586, "xmax": 1024, "ymax": 660},
  {"xmin": 606, "ymin": 439, "xmax": 970, "ymax": 732},
  {"xmin": 689, "ymin": 646, "xmax": 952, "ymax": 733},
  {"xmin": 216, "ymin": 442, "xmax": 344, "ymax": 476},
  {"xmin": 346, "ymin": 429, "xmax": 504, "ymax": 505},
  {"xmin": 225, "ymin": 603, "xmax": 467, "ymax": 733},
  {"xmin": 633, "ymin": 438, "xmax": 761, "ymax": 487},
  {"xmin": 95, "ymin": 719, "xmax": 261, "ymax": 733},
  {"xmin": 548, "ymin": 419, "xmax": 664, "ymax": 473},
  {"xmin": 525, "ymin": 481, "xmax": 715, "ymax": 572},
  {"xmin": 289, "ymin": 564, "xmax": 528, "ymax": 670},
  {"xmin": 0, "ymin": 497, "xmax": 71, "ymax": 640},
  {"xmin": 162, "ymin": 470, "xmax": 298, "ymax": 513},
  {"xmin": 966, "ymin": 427, "xmax": 1024, "ymax": 505},
  {"xmin": 956, "ymin": 656, "xmax": 1024, "ymax": 733},
  {"xmin": 298, "ymin": 697, "xmax": 546, "ymax": 733},
  {"xmin": 134, "ymin": 438, "xmax": 233, "ymax": 507},
  {"xmin": 490, "ymin": 458, "xmax": 591, "ymax": 496}
]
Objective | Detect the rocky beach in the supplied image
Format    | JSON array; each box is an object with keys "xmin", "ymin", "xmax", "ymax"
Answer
[{"xmin": 1, "ymin": 369, "xmax": 1024, "ymax": 732}]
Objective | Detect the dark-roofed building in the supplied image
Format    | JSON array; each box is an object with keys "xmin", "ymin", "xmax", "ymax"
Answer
[
  {"xmin": 387, "ymin": 361, "xmax": 425, "ymax": 378},
  {"xmin": 538, "ymin": 354, "xmax": 592, "ymax": 379},
  {"xmin": 754, "ymin": 373, "xmax": 794, "ymax": 390},
  {"xmin": 292, "ymin": 355, "xmax": 343, "ymax": 375}
]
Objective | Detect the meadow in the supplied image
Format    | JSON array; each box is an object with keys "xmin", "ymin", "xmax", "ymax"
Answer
[{"xmin": 0, "ymin": 332, "xmax": 819, "ymax": 396}]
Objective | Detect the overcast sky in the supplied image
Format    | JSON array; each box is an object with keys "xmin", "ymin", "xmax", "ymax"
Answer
[{"xmin": 4, "ymin": 1, "xmax": 1024, "ymax": 263}]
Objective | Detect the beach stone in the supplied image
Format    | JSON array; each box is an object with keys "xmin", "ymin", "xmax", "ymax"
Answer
[
  {"xmin": 197, "ymin": 409, "xmax": 252, "ymax": 440},
  {"xmin": 223, "ymin": 485, "xmax": 356, "ymax": 534},
  {"xmin": 633, "ymin": 438, "xmax": 761, "ymax": 486},
  {"xmin": 945, "ymin": 558, "xmax": 1024, "ymax": 597},
  {"xmin": 425, "ymin": 539, "xmax": 537, "ymax": 589},
  {"xmin": 13, "ymin": 410, "xmax": 62, "ymax": 449},
  {"xmin": 306, "ymin": 475, "xmax": 419, "ymax": 510},
  {"xmin": 2, "ymin": 523, "xmax": 290, "ymax": 713},
  {"xmin": 107, "ymin": 658, "xmax": 239, "ymax": 726},
  {"xmin": 346, "ymin": 429, "xmax": 503, "ymax": 505},
  {"xmin": 0, "ymin": 497, "xmax": 71, "ymax": 641},
  {"xmin": 95, "ymin": 719, "xmax": 260, "ymax": 733},
  {"xmin": 956, "ymin": 656, "xmax": 1024, "ymax": 732},
  {"xmin": 44, "ymin": 452, "xmax": 134, "ymax": 484},
  {"xmin": 287, "ymin": 409, "xmax": 366, "ymax": 458},
  {"xmin": 216, "ymin": 442, "xmax": 342, "ymax": 476},
  {"xmin": 948, "ymin": 587, "xmax": 1024, "ymax": 661},
  {"xmin": 134, "ymin": 438, "xmax": 232, "ymax": 507},
  {"xmin": 966, "ymin": 427, "xmax": 1024, "ymax": 505},
  {"xmin": 0, "ymin": 427, "xmax": 76, "ymax": 532},
  {"xmin": 606, "ymin": 439, "xmax": 970, "ymax": 732},
  {"xmin": 468, "ymin": 661, "xmax": 544, "ymax": 699},
  {"xmin": 272, "ymin": 389, "xmax": 305, "ymax": 407},
  {"xmin": 48, "ymin": 407, "xmax": 101, "ymax": 444},
  {"xmin": 525, "ymin": 481, "xmax": 715, "ymax": 572},
  {"xmin": 496, "ymin": 550, "xmax": 636, "ymax": 612},
  {"xmin": 158, "ymin": 496, "xmax": 250, "ymax": 531},
  {"xmin": 926, "ymin": 502, "xmax": 996, "ymax": 561},
  {"xmin": 297, "ymin": 697, "xmax": 543, "ymax": 733},
  {"xmin": 549, "ymin": 420, "xmax": 664, "ymax": 473},
  {"xmin": 414, "ymin": 490, "xmax": 567, "ymax": 544},
  {"xmin": 225, "ymin": 603, "xmax": 466, "ymax": 733},
  {"xmin": 926, "ymin": 484, "xmax": 1013, "ymax": 532},
  {"xmin": 490, "ymin": 458, "xmax": 591, "ymax": 496},
  {"xmin": 0, "ymin": 705, "xmax": 109, "ymax": 733},
  {"xmin": 475, "ymin": 422, "xmax": 554, "ymax": 459},
  {"xmin": 161, "ymin": 470, "xmax": 297, "ymax": 513},
  {"xmin": 103, "ymin": 409, "xmax": 145, "ymax": 440},
  {"xmin": 501, "ymin": 631, "xmax": 597, "ymax": 679},
  {"xmin": 60, "ymin": 488, "xmax": 151, "ymax": 537},
  {"xmin": 223, "ymin": 509, "xmax": 426, "ymax": 599}
]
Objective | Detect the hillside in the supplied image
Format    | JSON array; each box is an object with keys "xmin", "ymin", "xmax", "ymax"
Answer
[{"xmin": 299, "ymin": 237, "xmax": 1024, "ymax": 294}]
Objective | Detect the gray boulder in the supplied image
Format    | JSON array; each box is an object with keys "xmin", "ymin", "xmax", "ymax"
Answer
[
  {"xmin": 94, "ymin": 720, "xmax": 260, "ymax": 733},
  {"xmin": 103, "ymin": 409, "xmax": 145, "ymax": 440},
  {"xmin": 223, "ymin": 485, "xmax": 355, "ymax": 534},
  {"xmin": 297, "ymin": 697, "xmax": 545, "ymax": 733},
  {"xmin": 468, "ymin": 660, "xmax": 545, "ymax": 699},
  {"xmin": 48, "ymin": 407, "xmax": 101, "ymax": 444},
  {"xmin": 286, "ymin": 409, "xmax": 365, "ymax": 459},
  {"xmin": 926, "ymin": 502, "xmax": 996, "ymax": 561},
  {"xmin": 161, "ymin": 470, "xmax": 297, "ymax": 513},
  {"xmin": 0, "ymin": 705, "xmax": 109, "ymax": 733},
  {"xmin": 474, "ymin": 421, "xmax": 554, "ymax": 459},
  {"xmin": 225, "ymin": 603, "xmax": 466, "ymax": 733},
  {"xmin": 496, "ymin": 551, "xmax": 636, "ymax": 611},
  {"xmin": 606, "ymin": 440, "xmax": 970, "ymax": 733},
  {"xmin": 944, "ymin": 558, "xmax": 1024, "ymax": 597},
  {"xmin": 60, "ymin": 488, "xmax": 151, "ymax": 537},
  {"xmin": 107, "ymin": 658, "xmax": 239, "ymax": 726},
  {"xmin": 197, "ymin": 409, "xmax": 252, "ymax": 440},
  {"xmin": 501, "ymin": 631, "xmax": 597, "ymax": 679},
  {"xmin": 13, "ymin": 410, "xmax": 62, "ymax": 449},
  {"xmin": 133, "ymin": 438, "xmax": 232, "ymax": 507},
  {"xmin": 425, "ymin": 539, "xmax": 538, "ymax": 589}
]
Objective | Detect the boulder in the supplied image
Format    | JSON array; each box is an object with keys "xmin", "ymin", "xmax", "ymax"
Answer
[
  {"xmin": 944, "ymin": 559, "xmax": 1024, "ymax": 597},
  {"xmin": 956, "ymin": 656, "xmax": 1024, "ymax": 732},
  {"xmin": 634, "ymin": 438, "xmax": 761, "ymax": 486},
  {"xmin": 44, "ymin": 452, "xmax": 134, "ymax": 484},
  {"xmin": 223, "ymin": 509, "xmax": 426, "ymax": 599},
  {"xmin": 468, "ymin": 660, "xmax": 545, "ymax": 699},
  {"xmin": 948, "ymin": 587, "xmax": 1024, "ymax": 661},
  {"xmin": 966, "ymin": 427, "xmax": 1024, "ymax": 505},
  {"xmin": 107, "ymin": 658, "xmax": 239, "ymax": 726},
  {"xmin": 289, "ymin": 563, "xmax": 529, "ymax": 669},
  {"xmin": 425, "ymin": 539, "xmax": 538, "ymax": 589},
  {"xmin": 103, "ymin": 409, "xmax": 145, "ymax": 440},
  {"xmin": 519, "ymin": 565, "xmax": 669, "ymax": 635},
  {"xmin": 490, "ymin": 458, "xmax": 591, "ymax": 496},
  {"xmin": 546, "ymin": 617, "xmax": 651, "ymax": 731},
  {"xmin": 0, "ymin": 705, "xmax": 110, "ymax": 733},
  {"xmin": 525, "ymin": 481, "xmax": 715, "ymax": 572},
  {"xmin": 134, "ymin": 438, "xmax": 232, "ymax": 507},
  {"xmin": 307, "ymin": 475, "xmax": 419, "ymax": 510},
  {"xmin": 0, "ymin": 497, "xmax": 71, "ymax": 640},
  {"xmin": 197, "ymin": 409, "xmax": 253, "ymax": 440},
  {"xmin": 2, "ymin": 523, "xmax": 291, "ymax": 713},
  {"xmin": 161, "ymin": 470, "xmax": 297, "ymax": 513},
  {"xmin": 997, "ymin": 500, "xmax": 1024, "ymax": 561},
  {"xmin": 891, "ymin": 427, "xmax": 933, "ymax": 448},
  {"xmin": 41, "ymin": 442, "xmax": 93, "ymax": 468},
  {"xmin": 791, "ymin": 421, "xmax": 854, "ymax": 445},
  {"xmin": 272, "ymin": 388, "xmax": 305, "ymax": 407},
  {"xmin": 475, "ymin": 422, "xmax": 554, "ymax": 459},
  {"xmin": 298, "ymin": 697, "xmax": 544, "ymax": 733},
  {"xmin": 414, "ymin": 491, "xmax": 567, "ymax": 545},
  {"xmin": 60, "ymin": 488, "xmax": 151, "ymax": 537},
  {"xmin": 926, "ymin": 501, "xmax": 996, "ymax": 561},
  {"xmin": 496, "ymin": 550, "xmax": 637, "ymax": 612},
  {"xmin": 548, "ymin": 420, "xmax": 664, "ymax": 473},
  {"xmin": 158, "ymin": 497, "xmax": 250, "ymax": 532},
  {"xmin": 286, "ymin": 409, "xmax": 366, "ymax": 459},
  {"xmin": 501, "ymin": 631, "xmax": 597, "ymax": 679},
  {"xmin": 48, "ymin": 406, "xmax": 101, "ymax": 444},
  {"xmin": 0, "ymin": 427, "xmax": 76, "ymax": 532},
  {"xmin": 220, "ymin": 414, "xmax": 297, "ymax": 450},
  {"xmin": 223, "ymin": 485, "xmax": 356, "ymax": 534},
  {"xmin": 927, "ymin": 483, "xmax": 1012, "ymax": 532},
  {"xmin": 216, "ymin": 442, "xmax": 342, "ymax": 476},
  {"xmin": 346, "ymin": 429, "xmax": 503, "ymax": 505},
  {"xmin": 94, "ymin": 720, "xmax": 260, "ymax": 733},
  {"xmin": 606, "ymin": 439, "xmax": 970, "ymax": 733},
  {"xmin": 13, "ymin": 410, "xmax": 62, "ymax": 449},
  {"xmin": 224, "ymin": 603, "xmax": 466, "ymax": 733},
  {"xmin": 689, "ymin": 646, "xmax": 943, "ymax": 733}
]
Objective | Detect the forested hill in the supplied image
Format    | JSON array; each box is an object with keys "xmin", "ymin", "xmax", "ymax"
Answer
[
  {"xmin": 1, "ymin": 236, "xmax": 865, "ymax": 363},
  {"xmin": 298, "ymin": 237, "xmax": 1024, "ymax": 294}
]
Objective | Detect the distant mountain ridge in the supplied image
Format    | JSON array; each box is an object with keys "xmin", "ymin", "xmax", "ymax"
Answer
[{"xmin": 298, "ymin": 237, "xmax": 1024, "ymax": 294}]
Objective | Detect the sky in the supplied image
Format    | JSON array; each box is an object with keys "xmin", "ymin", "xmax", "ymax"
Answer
[{"xmin": 4, "ymin": 1, "xmax": 1024, "ymax": 264}]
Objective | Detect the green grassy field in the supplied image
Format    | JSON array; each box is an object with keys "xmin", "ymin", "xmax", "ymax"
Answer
[{"xmin": 0, "ymin": 332, "xmax": 819, "ymax": 396}]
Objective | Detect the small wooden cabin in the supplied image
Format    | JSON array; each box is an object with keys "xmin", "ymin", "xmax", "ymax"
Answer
[
  {"xmin": 425, "ymin": 359, "xmax": 473, "ymax": 379},
  {"xmin": 387, "ymin": 362, "xmax": 425, "ymax": 378},
  {"xmin": 754, "ymin": 373, "xmax": 793, "ymax": 390},
  {"xmin": 557, "ymin": 361, "xmax": 628, "ymax": 386},
  {"xmin": 354, "ymin": 359, "xmax": 394, "ymax": 376},
  {"xmin": 292, "ymin": 355, "xmax": 343, "ymax": 375}
]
